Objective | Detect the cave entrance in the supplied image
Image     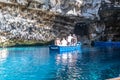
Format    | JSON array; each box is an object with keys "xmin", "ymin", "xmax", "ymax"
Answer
[{"xmin": 74, "ymin": 22, "xmax": 89, "ymax": 41}]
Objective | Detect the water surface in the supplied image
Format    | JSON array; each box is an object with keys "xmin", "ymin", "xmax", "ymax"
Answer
[{"xmin": 0, "ymin": 46, "xmax": 120, "ymax": 80}]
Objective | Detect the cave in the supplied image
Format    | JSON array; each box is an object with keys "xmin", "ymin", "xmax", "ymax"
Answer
[{"xmin": 74, "ymin": 22, "xmax": 90, "ymax": 41}]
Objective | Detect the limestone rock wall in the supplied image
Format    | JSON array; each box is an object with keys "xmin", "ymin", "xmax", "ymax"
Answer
[
  {"xmin": 0, "ymin": 0, "xmax": 120, "ymax": 46},
  {"xmin": 0, "ymin": 3, "xmax": 57, "ymax": 45},
  {"xmin": 0, "ymin": 1, "xmax": 79, "ymax": 46},
  {"xmin": 0, "ymin": 0, "xmax": 102, "ymax": 19}
]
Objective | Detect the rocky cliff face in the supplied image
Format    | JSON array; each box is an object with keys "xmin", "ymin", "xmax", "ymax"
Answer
[
  {"xmin": 99, "ymin": 0, "xmax": 120, "ymax": 41},
  {"xmin": 0, "ymin": 0, "xmax": 119, "ymax": 46},
  {"xmin": 0, "ymin": 1, "xmax": 56, "ymax": 46}
]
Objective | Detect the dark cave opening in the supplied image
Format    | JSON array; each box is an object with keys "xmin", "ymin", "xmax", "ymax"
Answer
[
  {"xmin": 74, "ymin": 22, "xmax": 90, "ymax": 41},
  {"xmin": 74, "ymin": 22, "xmax": 89, "ymax": 36}
]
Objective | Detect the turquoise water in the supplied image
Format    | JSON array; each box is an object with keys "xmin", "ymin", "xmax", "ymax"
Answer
[{"xmin": 0, "ymin": 46, "xmax": 120, "ymax": 80}]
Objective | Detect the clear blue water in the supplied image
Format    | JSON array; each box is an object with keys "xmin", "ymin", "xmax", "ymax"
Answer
[{"xmin": 0, "ymin": 46, "xmax": 120, "ymax": 80}]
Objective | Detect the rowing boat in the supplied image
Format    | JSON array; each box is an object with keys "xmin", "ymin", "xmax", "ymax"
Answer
[
  {"xmin": 49, "ymin": 44, "xmax": 81, "ymax": 53},
  {"xmin": 94, "ymin": 41, "xmax": 120, "ymax": 47}
]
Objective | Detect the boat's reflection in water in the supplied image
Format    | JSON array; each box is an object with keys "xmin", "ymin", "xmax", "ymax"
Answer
[
  {"xmin": 56, "ymin": 50, "xmax": 82, "ymax": 65},
  {"xmin": 55, "ymin": 50, "xmax": 83, "ymax": 79}
]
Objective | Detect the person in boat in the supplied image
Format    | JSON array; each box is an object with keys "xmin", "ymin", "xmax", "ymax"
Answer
[
  {"xmin": 71, "ymin": 34, "xmax": 77, "ymax": 45},
  {"xmin": 67, "ymin": 34, "xmax": 73, "ymax": 45},
  {"xmin": 61, "ymin": 37, "xmax": 67, "ymax": 46},
  {"xmin": 54, "ymin": 37, "xmax": 61, "ymax": 46}
]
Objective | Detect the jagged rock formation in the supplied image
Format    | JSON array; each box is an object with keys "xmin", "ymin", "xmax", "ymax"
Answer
[
  {"xmin": 99, "ymin": 0, "xmax": 120, "ymax": 41},
  {"xmin": 0, "ymin": 0, "xmax": 119, "ymax": 46},
  {"xmin": 0, "ymin": 1, "xmax": 56, "ymax": 46}
]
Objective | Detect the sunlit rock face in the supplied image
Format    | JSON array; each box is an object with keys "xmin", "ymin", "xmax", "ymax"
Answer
[
  {"xmin": 35, "ymin": 0, "xmax": 102, "ymax": 20},
  {"xmin": 0, "ymin": 0, "xmax": 102, "ymax": 20},
  {"xmin": 0, "ymin": 5, "xmax": 57, "ymax": 45}
]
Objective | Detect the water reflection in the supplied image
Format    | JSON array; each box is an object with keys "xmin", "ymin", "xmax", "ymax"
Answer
[
  {"xmin": 56, "ymin": 51, "xmax": 82, "ymax": 65},
  {"xmin": 0, "ymin": 47, "xmax": 51, "ymax": 80},
  {"xmin": 0, "ymin": 48, "xmax": 8, "ymax": 62},
  {"xmin": 7, "ymin": 47, "xmax": 50, "ymax": 65},
  {"xmin": 54, "ymin": 47, "xmax": 120, "ymax": 80},
  {"xmin": 55, "ymin": 51, "xmax": 83, "ymax": 79}
]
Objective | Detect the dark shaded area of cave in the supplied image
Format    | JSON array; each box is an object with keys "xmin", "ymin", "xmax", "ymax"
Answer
[
  {"xmin": 74, "ymin": 22, "xmax": 89, "ymax": 37},
  {"xmin": 98, "ymin": 1, "xmax": 120, "ymax": 41}
]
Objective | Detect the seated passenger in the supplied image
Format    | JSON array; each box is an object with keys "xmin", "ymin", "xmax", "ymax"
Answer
[
  {"xmin": 67, "ymin": 34, "xmax": 73, "ymax": 45},
  {"xmin": 61, "ymin": 37, "xmax": 67, "ymax": 46},
  {"xmin": 54, "ymin": 38, "xmax": 61, "ymax": 46},
  {"xmin": 71, "ymin": 34, "xmax": 77, "ymax": 45}
]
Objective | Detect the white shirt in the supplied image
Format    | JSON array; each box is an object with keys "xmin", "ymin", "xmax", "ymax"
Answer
[
  {"xmin": 67, "ymin": 35, "xmax": 73, "ymax": 43},
  {"xmin": 61, "ymin": 39, "xmax": 67, "ymax": 46}
]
